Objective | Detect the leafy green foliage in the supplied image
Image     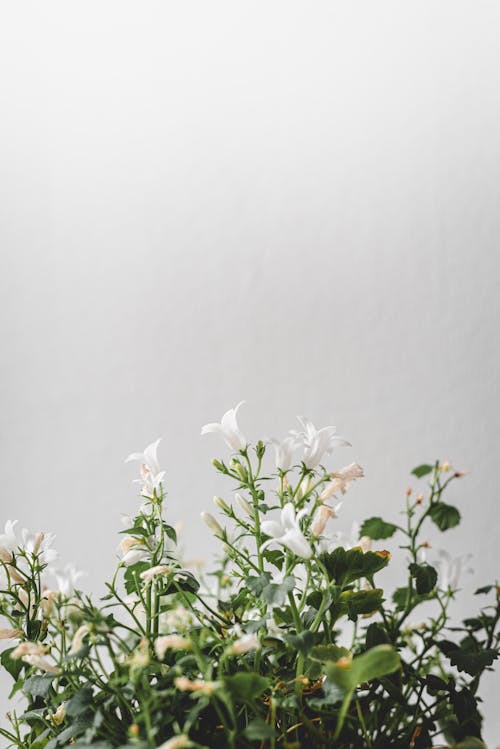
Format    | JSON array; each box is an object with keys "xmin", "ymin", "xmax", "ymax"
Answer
[{"xmin": 0, "ymin": 449, "xmax": 498, "ymax": 749}]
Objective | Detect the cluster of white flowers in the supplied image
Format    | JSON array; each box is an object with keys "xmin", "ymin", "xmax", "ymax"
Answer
[{"xmin": 201, "ymin": 402, "xmax": 364, "ymax": 560}]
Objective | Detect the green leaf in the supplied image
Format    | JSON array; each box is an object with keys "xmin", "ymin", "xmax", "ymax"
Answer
[
  {"xmin": 262, "ymin": 576, "xmax": 295, "ymax": 606},
  {"xmin": 245, "ymin": 573, "xmax": 271, "ymax": 596},
  {"xmin": 224, "ymin": 673, "xmax": 269, "ymax": 702},
  {"xmin": 285, "ymin": 630, "xmax": 315, "ymax": 656},
  {"xmin": 337, "ymin": 588, "xmax": 384, "ymax": 621},
  {"xmin": 243, "ymin": 718, "xmax": 277, "ymax": 740},
  {"xmin": 326, "ymin": 644, "xmax": 400, "ymax": 692},
  {"xmin": 0, "ymin": 647, "xmax": 23, "ymax": 681},
  {"xmin": 319, "ymin": 547, "xmax": 390, "ymax": 587},
  {"xmin": 359, "ymin": 517, "xmax": 398, "ymax": 540},
  {"xmin": 429, "ymin": 502, "xmax": 461, "ymax": 531},
  {"xmin": 23, "ymin": 675, "xmax": 55, "ymax": 700},
  {"xmin": 411, "ymin": 464, "xmax": 434, "ymax": 478},
  {"xmin": 310, "ymin": 644, "xmax": 350, "ymax": 663},
  {"xmin": 65, "ymin": 685, "xmax": 94, "ymax": 718},
  {"xmin": 409, "ymin": 563, "xmax": 438, "ymax": 595},
  {"xmin": 474, "ymin": 585, "xmax": 493, "ymax": 595},
  {"xmin": 365, "ymin": 622, "xmax": 390, "ymax": 649},
  {"xmin": 448, "ymin": 648, "xmax": 498, "ymax": 676},
  {"xmin": 123, "ymin": 561, "xmax": 150, "ymax": 594},
  {"xmin": 453, "ymin": 740, "xmax": 488, "ymax": 749}
]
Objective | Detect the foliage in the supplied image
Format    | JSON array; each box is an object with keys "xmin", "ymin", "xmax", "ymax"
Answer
[{"xmin": 0, "ymin": 412, "xmax": 498, "ymax": 749}]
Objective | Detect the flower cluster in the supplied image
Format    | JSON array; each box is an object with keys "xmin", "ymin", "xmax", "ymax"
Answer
[{"xmin": 0, "ymin": 404, "xmax": 498, "ymax": 749}]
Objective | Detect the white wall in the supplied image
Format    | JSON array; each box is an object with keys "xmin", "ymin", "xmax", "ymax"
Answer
[{"xmin": 1, "ymin": 1, "xmax": 499, "ymax": 743}]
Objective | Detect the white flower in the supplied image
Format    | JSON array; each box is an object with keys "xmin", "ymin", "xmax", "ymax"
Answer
[
  {"xmin": 291, "ymin": 417, "xmax": 350, "ymax": 469},
  {"xmin": 320, "ymin": 463, "xmax": 364, "ymax": 502},
  {"xmin": 50, "ymin": 564, "xmax": 86, "ymax": 596},
  {"xmin": 201, "ymin": 401, "xmax": 247, "ymax": 452},
  {"xmin": 68, "ymin": 625, "xmax": 90, "ymax": 656},
  {"xmin": 229, "ymin": 632, "xmax": 259, "ymax": 655},
  {"xmin": 319, "ymin": 520, "xmax": 370, "ymax": 554},
  {"xmin": 126, "ymin": 438, "xmax": 165, "ymax": 498},
  {"xmin": 21, "ymin": 529, "xmax": 58, "ymax": 565},
  {"xmin": 269, "ymin": 436, "xmax": 300, "ymax": 472},
  {"xmin": 261, "ymin": 503, "xmax": 312, "ymax": 559},
  {"xmin": 0, "ymin": 520, "xmax": 19, "ymax": 552},
  {"xmin": 435, "ymin": 550, "xmax": 473, "ymax": 591}
]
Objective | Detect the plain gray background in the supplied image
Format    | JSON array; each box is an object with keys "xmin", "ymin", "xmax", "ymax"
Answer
[{"xmin": 1, "ymin": 1, "xmax": 500, "ymax": 744}]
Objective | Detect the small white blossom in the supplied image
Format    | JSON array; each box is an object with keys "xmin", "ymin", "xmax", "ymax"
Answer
[
  {"xmin": 435, "ymin": 550, "xmax": 473, "ymax": 591},
  {"xmin": 0, "ymin": 520, "xmax": 18, "ymax": 552},
  {"xmin": 21, "ymin": 529, "xmax": 58, "ymax": 565},
  {"xmin": 291, "ymin": 417, "xmax": 350, "ymax": 469},
  {"xmin": 50, "ymin": 563, "xmax": 86, "ymax": 596},
  {"xmin": 201, "ymin": 401, "xmax": 247, "ymax": 452},
  {"xmin": 126, "ymin": 438, "xmax": 165, "ymax": 499},
  {"xmin": 269, "ymin": 436, "xmax": 300, "ymax": 472},
  {"xmin": 261, "ymin": 503, "xmax": 312, "ymax": 559}
]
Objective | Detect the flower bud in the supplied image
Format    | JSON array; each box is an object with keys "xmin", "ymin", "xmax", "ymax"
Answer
[
  {"xmin": 157, "ymin": 736, "xmax": 190, "ymax": 749},
  {"xmin": 212, "ymin": 458, "xmax": 227, "ymax": 474},
  {"xmin": 311, "ymin": 505, "xmax": 335, "ymax": 536},
  {"xmin": 155, "ymin": 635, "xmax": 192, "ymax": 660},
  {"xmin": 213, "ymin": 496, "xmax": 231, "ymax": 513},
  {"xmin": 235, "ymin": 493, "xmax": 253, "ymax": 517},
  {"xmin": 200, "ymin": 512, "xmax": 223, "ymax": 536},
  {"xmin": 229, "ymin": 458, "xmax": 247, "ymax": 481}
]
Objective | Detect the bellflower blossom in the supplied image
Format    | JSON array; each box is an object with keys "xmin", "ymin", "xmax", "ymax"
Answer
[
  {"xmin": 201, "ymin": 401, "xmax": 247, "ymax": 452},
  {"xmin": 261, "ymin": 503, "xmax": 312, "ymax": 559},
  {"xmin": 126, "ymin": 438, "xmax": 165, "ymax": 499},
  {"xmin": 269, "ymin": 436, "xmax": 300, "ymax": 472},
  {"xmin": 291, "ymin": 416, "xmax": 350, "ymax": 469}
]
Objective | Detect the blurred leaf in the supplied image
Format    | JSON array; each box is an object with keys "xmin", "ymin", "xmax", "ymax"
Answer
[
  {"xmin": 411, "ymin": 464, "xmax": 434, "ymax": 478},
  {"xmin": 360, "ymin": 517, "xmax": 397, "ymax": 540},
  {"xmin": 23, "ymin": 675, "xmax": 55, "ymax": 700},
  {"xmin": 319, "ymin": 547, "xmax": 390, "ymax": 587},
  {"xmin": 429, "ymin": 502, "xmax": 461, "ymax": 531},
  {"xmin": 224, "ymin": 673, "xmax": 269, "ymax": 702},
  {"xmin": 262, "ymin": 576, "xmax": 296, "ymax": 606},
  {"xmin": 409, "ymin": 563, "xmax": 438, "ymax": 595},
  {"xmin": 326, "ymin": 644, "xmax": 400, "ymax": 692},
  {"xmin": 243, "ymin": 718, "xmax": 277, "ymax": 740}
]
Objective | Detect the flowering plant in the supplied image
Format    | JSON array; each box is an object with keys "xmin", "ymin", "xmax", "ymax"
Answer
[{"xmin": 1, "ymin": 404, "xmax": 499, "ymax": 749}]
